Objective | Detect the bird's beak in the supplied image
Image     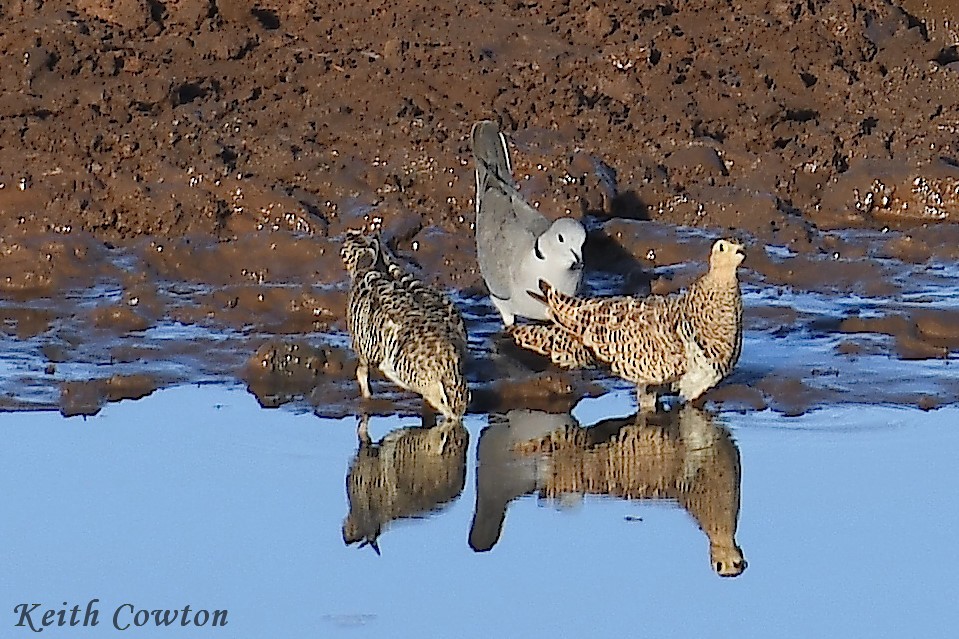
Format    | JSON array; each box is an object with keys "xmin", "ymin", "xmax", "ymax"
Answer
[
  {"xmin": 571, "ymin": 250, "xmax": 583, "ymax": 270},
  {"xmin": 735, "ymin": 246, "xmax": 746, "ymax": 258}
]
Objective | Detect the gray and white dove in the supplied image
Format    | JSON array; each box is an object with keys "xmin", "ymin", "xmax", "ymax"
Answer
[{"xmin": 471, "ymin": 120, "xmax": 586, "ymax": 326}]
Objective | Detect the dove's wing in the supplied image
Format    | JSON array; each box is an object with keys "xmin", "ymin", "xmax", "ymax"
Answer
[{"xmin": 472, "ymin": 121, "xmax": 550, "ymax": 300}]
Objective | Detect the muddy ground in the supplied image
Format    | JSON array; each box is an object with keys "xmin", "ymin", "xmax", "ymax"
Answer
[{"xmin": 0, "ymin": 0, "xmax": 957, "ymax": 417}]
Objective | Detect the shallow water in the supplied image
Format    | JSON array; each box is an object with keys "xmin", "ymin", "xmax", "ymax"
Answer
[
  {"xmin": 3, "ymin": 385, "xmax": 957, "ymax": 637},
  {"xmin": 2, "ymin": 223, "xmax": 957, "ymax": 416}
]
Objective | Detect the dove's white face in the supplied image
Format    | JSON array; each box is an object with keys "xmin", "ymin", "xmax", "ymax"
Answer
[{"xmin": 536, "ymin": 218, "xmax": 586, "ymax": 272}]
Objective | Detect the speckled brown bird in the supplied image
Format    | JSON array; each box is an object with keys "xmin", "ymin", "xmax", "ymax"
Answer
[
  {"xmin": 511, "ymin": 239, "xmax": 745, "ymax": 411},
  {"xmin": 341, "ymin": 230, "xmax": 469, "ymax": 420}
]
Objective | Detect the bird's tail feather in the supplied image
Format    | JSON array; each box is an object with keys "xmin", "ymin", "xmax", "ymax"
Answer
[
  {"xmin": 471, "ymin": 121, "xmax": 513, "ymax": 212},
  {"xmin": 526, "ymin": 288, "xmax": 547, "ymax": 304},
  {"xmin": 533, "ymin": 279, "xmax": 585, "ymax": 333},
  {"xmin": 471, "ymin": 121, "xmax": 512, "ymax": 178},
  {"xmin": 510, "ymin": 324, "xmax": 596, "ymax": 369},
  {"xmin": 469, "ymin": 493, "xmax": 509, "ymax": 552}
]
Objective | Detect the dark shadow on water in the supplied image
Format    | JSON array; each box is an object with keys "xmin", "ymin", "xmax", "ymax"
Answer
[{"xmin": 582, "ymin": 219, "xmax": 653, "ymax": 297}]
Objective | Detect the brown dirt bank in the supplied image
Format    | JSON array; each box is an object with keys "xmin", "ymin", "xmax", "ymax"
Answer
[{"xmin": 0, "ymin": 0, "xmax": 957, "ymax": 247}]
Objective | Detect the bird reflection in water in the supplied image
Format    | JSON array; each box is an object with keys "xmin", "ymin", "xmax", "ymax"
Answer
[
  {"xmin": 343, "ymin": 414, "xmax": 469, "ymax": 554},
  {"xmin": 470, "ymin": 405, "xmax": 747, "ymax": 577}
]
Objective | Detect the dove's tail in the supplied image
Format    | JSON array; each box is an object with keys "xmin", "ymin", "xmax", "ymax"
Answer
[
  {"xmin": 469, "ymin": 486, "xmax": 509, "ymax": 552},
  {"xmin": 471, "ymin": 120, "xmax": 513, "ymax": 212}
]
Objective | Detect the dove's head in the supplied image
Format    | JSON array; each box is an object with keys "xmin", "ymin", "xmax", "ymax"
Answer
[
  {"xmin": 709, "ymin": 238, "xmax": 746, "ymax": 272},
  {"xmin": 539, "ymin": 218, "xmax": 586, "ymax": 272}
]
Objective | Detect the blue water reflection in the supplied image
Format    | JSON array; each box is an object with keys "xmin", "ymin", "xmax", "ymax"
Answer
[
  {"xmin": 2, "ymin": 385, "xmax": 957, "ymax": 637},
  {"xmin": 470, "ymin": 405, "xmax": 746, "ymax": 577}
]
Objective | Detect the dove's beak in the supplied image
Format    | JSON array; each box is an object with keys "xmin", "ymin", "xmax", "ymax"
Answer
[{"xmin": 571, "ymin": 251, "xmax": 583, "ymax": 270}]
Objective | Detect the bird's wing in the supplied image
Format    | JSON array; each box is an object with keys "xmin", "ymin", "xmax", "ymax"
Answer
[
  {"xmin": 513, "ymin": 193, "xmax": 551, "ymax": 238},
  {"xmin": 480, "ymin": 168, "xmax": 551, "ymax": 237},
  {"xmin": 472, "ymin": 121, "xmax": 551, "ymax": 300},
  {"xmin": 581, "ymin": 295, "xmax": 688, "ymax": 382},
  {"xmin": 475, "ymin": 189, "xmax": 538, "ymax": 300}
]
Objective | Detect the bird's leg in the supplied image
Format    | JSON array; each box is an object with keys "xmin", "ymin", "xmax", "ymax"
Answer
[
  {"xmin": 356, "ymin": 413, "xmax": 372, "ymax": 446},
  {"xmin": 356, "ymin": 361, "xmax": 371, "ymax": 398},
  {"xmin": 637, "ymin": 385, "xmax": 657, "ymax": 413}
]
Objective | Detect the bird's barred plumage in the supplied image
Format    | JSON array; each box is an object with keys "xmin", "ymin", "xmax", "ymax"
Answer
[
  {"xmin": 511, "ymin": 239, "xmax": 745, "ymax": 411},
  {"xmin": 506, "ymin": 323, "xmax": 597, "ymax": 369},
  {"xmin": 341, "ymin": 230, "xmax": 469, "ymax": 419},
  {"xmin": 343, "ymin": 417, "xmax": 468, "ymax": 554},
  {"xmin": 509, "ymin": 406, "xmax": 746, "ymax": 576}
]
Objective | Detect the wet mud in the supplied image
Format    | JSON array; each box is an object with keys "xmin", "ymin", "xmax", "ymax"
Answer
[{"xmin": 0, "ymin": 0, "xmax": 957, "ymax": 417}]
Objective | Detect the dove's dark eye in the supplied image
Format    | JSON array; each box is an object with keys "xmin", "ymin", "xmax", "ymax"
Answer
[
  {"xmin": 558, "ymin": 234, "xmax": 565, "ymax": 243},
  {"xmin": 719, "ymin": 243, "xmax": 725, "ymax": 251}
]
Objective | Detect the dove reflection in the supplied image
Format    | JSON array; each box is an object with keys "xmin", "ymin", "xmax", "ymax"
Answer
[
  {"xmin": 343, "ymin": 415, "xmax": 469, "ymax": 554},
  {"xmin": 469, "ymin": 405, "xmax": 747, "ymax": 577}
]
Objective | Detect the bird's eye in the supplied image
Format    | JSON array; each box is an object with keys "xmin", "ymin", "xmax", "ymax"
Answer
[
  {"xmin": 558, "ymin": 234, "xmax": 565, "ymax": 243},
  {"xmin": 719, "ymin": 243, "xmax": 725, "ymax": 252}
]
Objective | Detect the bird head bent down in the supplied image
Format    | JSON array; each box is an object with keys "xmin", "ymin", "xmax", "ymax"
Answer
[{"xmin": 541, "ymin": 218, "xmax": 586, "ymax": 272}]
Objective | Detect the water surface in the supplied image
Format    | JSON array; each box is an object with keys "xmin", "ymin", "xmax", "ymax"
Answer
[{"xmin": 3, "ymin": 385, "xmax": 957, "ymax": 637}]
